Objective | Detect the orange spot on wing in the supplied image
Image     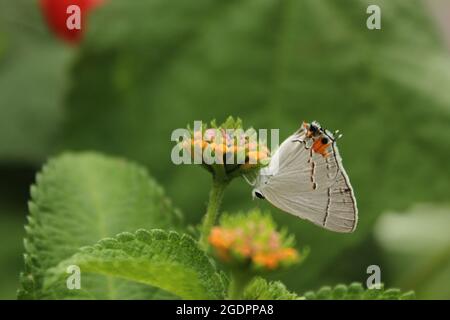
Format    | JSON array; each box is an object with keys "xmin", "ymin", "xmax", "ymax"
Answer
[{"xmin": 312, "ymin": 139, "xmax": 331, "ymax": 157}]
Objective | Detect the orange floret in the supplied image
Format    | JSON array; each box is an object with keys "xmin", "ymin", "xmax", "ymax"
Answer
[
  {"xmin": 252, "ymin": 252, "xmax": 279, "ymax": 270},
  {"xmin": 247, "ymin": 151, "xmax": 267, "ymax": 164},
  {"xmin": 278, "ymin": 248, "xmax": 299, "ymax": 261},
  {"xmin": 208, "ymin": 227, "xmax": 236, "ymax": 250}
]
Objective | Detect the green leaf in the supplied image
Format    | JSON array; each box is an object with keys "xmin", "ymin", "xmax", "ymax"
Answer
[
  {"xmin": 44, "ymin": 229, "xmax": 226, "ymax": 300},
  {"xmin": 243, "ymin": 277, "xmax": 298, "ymax": 300},
  {"xmin": 19, "ymin": 152, "xmax": 183, "ymax": 299},
  {"xmin": 302, "ymin": 283, "xmax": 415, "ymax": 300}
]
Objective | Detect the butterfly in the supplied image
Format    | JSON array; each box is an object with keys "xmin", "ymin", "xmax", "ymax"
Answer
[{"xmin": 248, "ymin": 121, "xmax": 358, "ymax": 233}]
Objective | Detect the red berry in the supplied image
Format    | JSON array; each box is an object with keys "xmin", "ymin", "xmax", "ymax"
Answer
[{"xmin": 39, "ymin": 0, "xmax": 104, "ymax": 44}]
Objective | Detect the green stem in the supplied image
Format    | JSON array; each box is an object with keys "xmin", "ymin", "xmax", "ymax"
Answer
[
  {"xmin": 228, "ymin": 272, "xmax": 251, "ymax": 300},
  {"xmin": 199, "ymin": 178, "xmax": 228, "ymax": 249}
]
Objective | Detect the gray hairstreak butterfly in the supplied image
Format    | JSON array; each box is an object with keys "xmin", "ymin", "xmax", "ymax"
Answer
[{"xmin": 247, "ymin": 121, "xmax": 358, "ymax": 233}]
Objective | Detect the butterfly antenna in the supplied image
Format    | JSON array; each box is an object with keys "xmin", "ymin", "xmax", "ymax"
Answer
[{"xmin": 336, "ymin": 130, "xmax": 343, "ymax": 139}]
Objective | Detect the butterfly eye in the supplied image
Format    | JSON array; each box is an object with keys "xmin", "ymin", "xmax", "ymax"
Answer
[
  {"xmin": 309, "ymin": 125, "xmax": 318, "ymax": 133},
  {"xmin": 321, "ymin": 137, "xmax": 329, "ymax": 144}
]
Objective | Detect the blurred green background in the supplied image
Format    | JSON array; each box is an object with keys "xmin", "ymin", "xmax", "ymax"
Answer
[{"xmin": 1, "ymin": 0, "xmax": 449, "ymax": 299}]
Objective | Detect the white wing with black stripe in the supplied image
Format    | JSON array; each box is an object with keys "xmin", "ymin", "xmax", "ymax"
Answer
[{"xmin": 253, "ymin": 122, "xmax": 358, "ymax": 233}]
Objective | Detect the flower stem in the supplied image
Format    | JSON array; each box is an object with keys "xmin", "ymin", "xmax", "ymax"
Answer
[
  {"xmin": 199, "ymin": 178, "xmax": 229, "ymax": 249},
  {"xmin": 228, "ymin": 272, "xmax": 251, "ymax": 299}
]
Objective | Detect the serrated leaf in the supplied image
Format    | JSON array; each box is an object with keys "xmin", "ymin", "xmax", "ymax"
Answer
[
  {"xmin": 302, "ymin": 283, "xmax": 415, "ymax": 300},
  {"xmin": 44, "ymin": 229, "xmax": 226, "ymax": 300},
  {"xmin": 19, "ymin": 152, "xmax": 183, "ymax": 299},
  {"xmin": 243, "ymin": 277, "xmax": 298, "ymax": 300}
]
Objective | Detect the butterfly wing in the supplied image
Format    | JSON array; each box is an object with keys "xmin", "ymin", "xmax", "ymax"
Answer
[{"xmin": 256, "ymin": 127, "xmax": 358, "ymax": 233}]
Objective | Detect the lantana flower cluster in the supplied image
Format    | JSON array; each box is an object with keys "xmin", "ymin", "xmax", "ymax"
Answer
[
  {"xmin": 179, "ymin": 117, "xmax": 270, "ymax": 181},
  {"xmin": 208, "ymin": 209, "xmax": 303, "ymax": 271}
]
